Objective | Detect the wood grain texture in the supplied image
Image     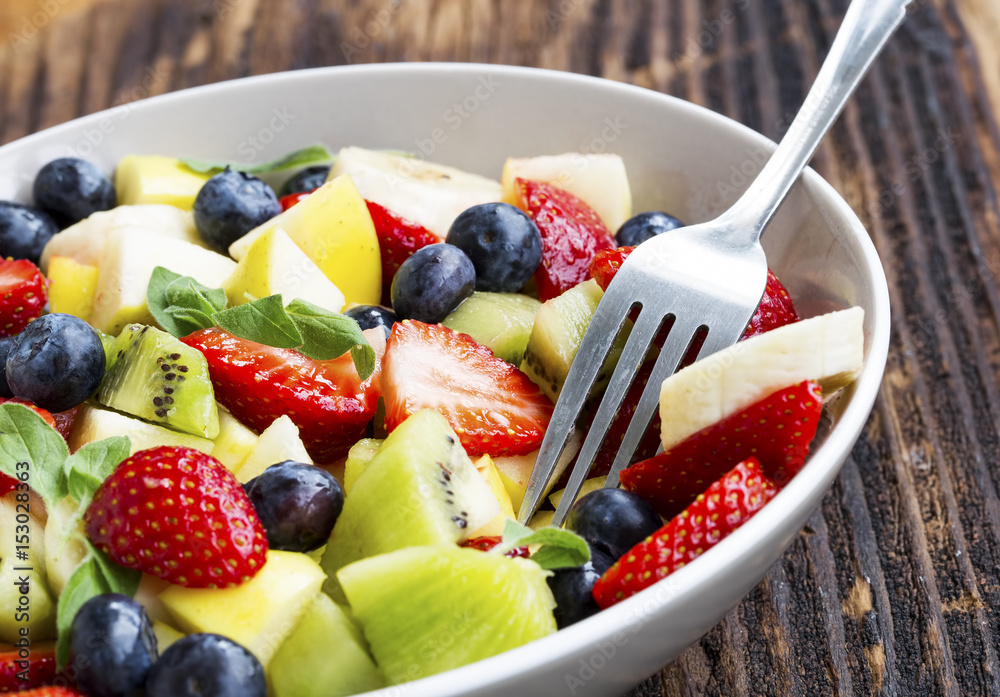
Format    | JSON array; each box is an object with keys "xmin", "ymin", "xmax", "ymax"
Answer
[{"xmin": 3, "ymin": 0, "xmax": 1000, "ymax": 695}]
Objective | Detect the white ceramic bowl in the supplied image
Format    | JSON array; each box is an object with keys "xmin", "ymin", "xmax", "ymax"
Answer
[{"xmin": 0, "ymin": 63, "xmax": 890, "ymax": 696}]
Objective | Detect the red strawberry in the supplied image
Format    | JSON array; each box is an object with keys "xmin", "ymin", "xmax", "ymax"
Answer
[
  {"xmin": 459, "ymin": 536, "xmax": 531, "ymax": 558},
  {"xmin": 515, "ymin": 179, "xmax": 615, "ymax": 301},
  {"xmin": 279, "ymin": 191, "xmax": 313, "ymax": 211},
  {"xmin": 593, "ymin": 457, "xmax": 776, "ymax": 608},
  {"xmin": 382, "ymin": 320, "xmax": 553, "ymax": 457},
  {"xmin": 2, "ymin": 688, "xmax": 84, "ymax": 697},
  {"xmin": 84, "ymin": 446, "xmax": 268, "ymax": 588},
  {"xmin": 366, "ymin": 200, "xmax": 441, "ymax": 302},
  {"xmin": 182, "ymin": 328, "xmax": 385, "ymax": 463},
  {"xmin": 0, "ymin": 643, "xmax": 61, "ymax": 693},
  {"xmin": 589, "ymin": 248, "xmax": 799, "ymax": 339},
  {"xmin": 620, "ymin": 380, "xmax": 822, "ymax": 518},
  {"xmin": 0, "ymin": 259, "xmax": 46, "ymax": 337}
]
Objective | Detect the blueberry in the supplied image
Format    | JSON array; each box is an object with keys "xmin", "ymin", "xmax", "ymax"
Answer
[
  {"xmin": 193, "ymin": 169, "xmax": 281, "ymax": 253},
  {"xmin": 445, "ymin": 203, "xmax": 542, "ymax": 293},
  {"xmin": 0, "ymin": 202, "xmax": 58, "ymax": 264},
  {"xmin": 244, "ymin": 461, "xmax": 344, "ymax": 553},
  {"xmin": 344, "ymin": 305, "xmax": 397, "ymax": 340},
  {"xmin": 391, "ymin": 243, "xmax": 475, "ymax": 323},
  {"xmin": 32, "ymin": 158, "xmax": 116, "ymax": 227},
  {"xmin": 564, "ymin": 488, "xmax": 662, "ymax": 559},
  {"xmin": 547, "ymin": 546, "xmax": 615, "ymax": 629},
  {"xmin": 279, "ymin": 165, "xmax": 331, "ymax": 197},
  {"xmin": 69, "ymin": 593, "xmax": 157, "ymax": 697},
  {"xmin": 6, "ymin": 313, "xmax": 106, "ymax": 412},
  {"xmin": 145, "ymin": 634, "xmax": 266, "ymax": 697},
  {"xmin": 615, "ymin": 211, "xmax": 685, "ymax": 247},
  {"xmin": 0, "ymin": 337, "xmax": 16, "ymax": 398}
]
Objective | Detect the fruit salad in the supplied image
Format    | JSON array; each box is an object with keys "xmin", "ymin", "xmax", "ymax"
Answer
[{"xmin": 0, "ymin": 145, "xmax": 865, "ymax": 696}]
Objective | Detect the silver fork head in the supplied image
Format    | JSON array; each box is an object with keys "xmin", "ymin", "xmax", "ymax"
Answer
[{"xmin": 516, "ymin": 223, "xmax": 768, "ymax": 526}]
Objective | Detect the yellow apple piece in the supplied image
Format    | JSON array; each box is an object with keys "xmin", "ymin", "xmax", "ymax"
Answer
[
  {"xmin": 159, "ymin": 550, "xmax": 325, "ymax": 667},
  {"xmin": 40, "ymin": 204, "xmax": 207, "ymax": 272},
  {"xmin": 69, "ymin": 403, "xmax": 215, "ymax": 455},
  {"xmin": 115, "ymin": 155, "xmax": 212, "ymax": 209},
  {"xmin": 501, "ymin": 153, "xmax": 632, "ymax": 232},
  {"xmin": 212, "ymin": 405, "xmax": 259, "ymax": 472},
  {"xmin": 229, "ymin": 175, "xmax": 381, "ymax": 306},
  {"xmin": 152, "ymin": 622, "xmax": 185, "ymax": 652},
  {"xmin": 471, "ymin": 455, "xmax": 516, "ymax": 537},
  {"xmin": 223, "ymin": 226, "xmax": 346, "ymax": 312},
  {"xmin": 89, "ymin": 228, "xmax": 236, "ymax": 335},
  {"xmin": 343, "ymin": 438, "xmax": 383, "ymax": 495},
  {"xmin": 233, "ymin": 415, "xmax": 313, "ymax": 483},
  {"xmin": 47, "ymin": 256, "xmax": 99, "ymax": 321}
]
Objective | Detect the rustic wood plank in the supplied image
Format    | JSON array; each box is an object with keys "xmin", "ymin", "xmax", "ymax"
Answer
[{"xmin": 3, "ymin": 1, "xmax": 1000, "ymax": 695}]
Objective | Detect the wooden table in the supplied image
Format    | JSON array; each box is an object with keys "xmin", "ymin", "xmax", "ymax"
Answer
[{"xmin": 3, "ymin": 0, "xmax": 1000, "ymax": 695}]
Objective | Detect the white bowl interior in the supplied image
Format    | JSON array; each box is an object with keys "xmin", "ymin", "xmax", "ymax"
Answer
[{"xmin": 0, "ymin": 64, "xmax": 890, "ymax": 696}]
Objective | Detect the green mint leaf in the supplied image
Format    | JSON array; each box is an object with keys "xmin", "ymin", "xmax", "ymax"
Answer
[
  {"xmin": 89, "ymin": 542, "xmax": 142, "ymax": 597},
  {"xmin": 179, "ymin": 145, "xmax": 334, "ymax": 175},
  {"xmin": 148, "ymin": 267, "xmax": 227, "ymax": 337},
  {"xmin": 64, "ymin": 436, "xmax": 130, "ymax": 507},
  {"xmin": 214, "ymin": 294, "xmax": 303, "ymax": 349},
  {"xmin": 286, "ymin": 299, "xmax": 376, "ymax": 378},
  {"xmin": 55, "ymin": 552, "xmax": 102, "ymax": 668},
  {"xmin": 0, "ymin": 403, "xmax": 69, "ymax": 509},
  {"xmin": 498, "ymin": 518, "xmax": 590, "ymax": 570},
  {"xmin": 147, "ymin": 266, "xmax": 185, "ymax": 334},
  {"xmin": 164, "ymin": 276, "xmax": 228, "ymax": 317}
]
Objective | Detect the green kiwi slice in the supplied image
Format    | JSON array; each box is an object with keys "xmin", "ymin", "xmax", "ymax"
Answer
[{"xmin": 442, "ymin": 291, "xmax": 541, "ymax": 365}]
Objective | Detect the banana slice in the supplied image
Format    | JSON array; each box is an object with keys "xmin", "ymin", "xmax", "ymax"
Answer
[
  {"xmin": 659, "ymin": 307, "xmax": 865, "ymax": 450},
  {"xmin": 328, "ymin": 147, "xmax": 502, "ymax": 239}
]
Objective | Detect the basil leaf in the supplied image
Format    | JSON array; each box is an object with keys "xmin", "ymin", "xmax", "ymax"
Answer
[
  {"xmin": 179, "ymin": 145, "xmax": 334, "ymax": 175},
  {"xmin": 64, "ymin": 436, "xmax": 130, "ymax": 508},
  {"xmin": 0, "ymin": 404, "xmax": 69, "ymax": 509},
  {"xmin": 214, "ymin": 295, "xmax": 303, "ymax": 348},
  {"xmin": 55, "ymin": 553, "xmax": 102, "ymax": 668},
  {"xmin": 162, "ymin": 306, "xmax": 217, "ymax": 336},
  {"xmin": 164, "ymin": 276, "xmax": 228, "ymax": 317},
  {"xmin": 286, "ymin": 299, "xmax": 376, "ymax": 378},
  {"xmin": 498, "ymin": 519, "xmax": 590, "ymax": 570},
  {"xmin": 90, "ymin": 543, "xmax": 141, "ymax": 598}
]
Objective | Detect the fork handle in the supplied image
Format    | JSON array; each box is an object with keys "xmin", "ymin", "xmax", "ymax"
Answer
[{"xmin": 721, "ymin": 0, "xmax": 911, "ymax": 238}]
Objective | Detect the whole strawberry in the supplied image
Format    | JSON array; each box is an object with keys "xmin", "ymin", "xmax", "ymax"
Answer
[
  {"xmin": 0, "ymin": 258, "xmax": 46, "ymax": 336},
  {"xmin": 593, "ymin": 458, "xmax": 777, "ymax": 609},
  {"xmin": 84, "ymin": 446, "xmax": 268, "ymax": 588}
]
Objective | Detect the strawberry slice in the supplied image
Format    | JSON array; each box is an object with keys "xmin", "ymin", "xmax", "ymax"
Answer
[
  {"xmin": 515, "ymin": 179, "xmax": 615, "ymax": 301},
  {"xmin": 279, "ymin": 191, "xmax": 313, "ymax": 211},
  {"xmin": 85, "ymin": 446, "xmax": 268, "ymax": 588},
  {"xmin": 620, "ymin": 380, "xmax": 822, "ymax": 518},
  {"xmin": 589, "ymin": 247, "xmax": 799, "ymax": 339},
  {"xmin": 365, "ymin": 200, "xmax": 441, "ymax": 302},
  {"xmin": 382, "ymin": 320, "xmax": 553, "ymax": 457},
  {"xmin": 182, "ymin": 328, "xmax": 385, "ymax": 463},
  {"xmin": 459, "ymin": 536, "xmax": 531, "ymax": 558},
  {"xmin": 593, "ymin": 457, "xmax": 777, "ymax": 608},
  {"xmin": 0, "ymin": 259, "xmax": 46, "ymax": 337},
  {"xmin": 0, "ymin": 643, "xmax": 62, "ymax": 693}
]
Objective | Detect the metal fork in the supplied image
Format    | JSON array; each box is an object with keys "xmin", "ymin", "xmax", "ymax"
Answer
[{"xmin": 518, "ymin": 0, "xmax": 912, "ymax": 527}]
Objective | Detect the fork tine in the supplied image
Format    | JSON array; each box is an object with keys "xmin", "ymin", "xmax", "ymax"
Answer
[
  {"xmin": 516, "ymin": 289, "xmax": 634, "ymax": 524},
  {"xmin": 549, "ymin": 308, "xmax": 672, "ymax": 527},
  {"xmin": 604, "ymin": 320, "xmax": 751, "ymax": 488}
]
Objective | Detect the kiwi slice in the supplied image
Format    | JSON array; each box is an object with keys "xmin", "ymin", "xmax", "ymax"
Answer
[
  {"xmin": 442, "ymin": 292, "xmax": 541, "ymax": 365},
  {"xmin": 98, "ymin": 324, "xmax": 219, "ymax": 439},
  {"xmin": 270, "ymin": 594, "xmax": 385, "ymax": 697},
  {"xmin": 520, "ymin": 279, "xmax": 630, "ymax": 402},
  {"xmin": 320, "ymin": 410, "xmax": 499, "ymax": 601},
  {"xmin": 343, "ymin": 437, "xmax": 383, "ymax": 495},
  {"xmin": 338, "ymin": 545, "xmax": 557, "ymax": 684}
]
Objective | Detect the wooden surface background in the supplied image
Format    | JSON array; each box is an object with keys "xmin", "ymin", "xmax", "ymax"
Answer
[{"xmin": 4, "ymin": 0, "xmax": 1000, "ymax": 695}]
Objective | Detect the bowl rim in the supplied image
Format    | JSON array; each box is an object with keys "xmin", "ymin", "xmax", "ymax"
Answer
[{"xmin": 0, "ymin": 62, "xmax": 891, "ymax": 696}]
